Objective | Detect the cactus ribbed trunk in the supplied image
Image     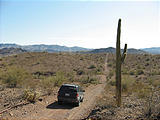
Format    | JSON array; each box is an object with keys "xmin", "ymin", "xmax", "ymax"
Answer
[
  {"xmin": 115, "ymin": 19, "xmax": 127, "ymax": 107},
  {"xmin": 116, "ymin": 19, "xmax": 122, "ymax": 107}
]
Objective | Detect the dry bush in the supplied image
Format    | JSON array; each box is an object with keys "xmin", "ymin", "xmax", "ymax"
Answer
[
  {"xmin": 136, "ymin": 69, "xmax": 144, "ymax": 75},
  {"xmin": 23, "ymin": 89, "xmax": 40, "ymax": 103},
  {"xmin": 40, "ymin": 71, "xmax": 67, "ymax": 94},
  {"xmin": 0, "ymin": 66, "xmax": 32, "ymax": 88},
  {"xmin": 88, "ymin": 64, "xmax": 96, "ymax": 69},
  {"xmin": 53, "ymin": 71, "xmax": 67, "ymax": 86},
  {"xmin": 78, "ymin": 75, "xmax": 99, "ymax": 85},
  {"xmin": 121, "ymin": 75, "xmax": 136, "ymax": 93}
]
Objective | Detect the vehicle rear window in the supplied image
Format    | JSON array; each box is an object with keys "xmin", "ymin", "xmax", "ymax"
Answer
[{"xmin": 59, "ymin": 86, "xmax": 77, "ymax": 92}]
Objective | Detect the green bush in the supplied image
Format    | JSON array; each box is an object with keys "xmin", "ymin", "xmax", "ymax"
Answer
[
  {"xmin": 108, "ymin": 70, "xmax": 114, "ymax": 79},
  {"xmin": 42, "ymin": 71, "xmax": 67, "ymax": 88},
  {"xmin": 107, "ymin": 63, "xmax": 112, "ymax": 67},
  {"xmin": 109, "ymin": 79, "xmax": 116, "ymax": 86},
  {"xmin": 88, "ymin": 65, "xmax": 96, "ymax": 69},
  {"xmin": 0, "ymin": 66, "xmax": 31, "ymax": 88},
  {"xmin": 54, "ymin": 71, "xmax": 67, "ymax": 86},
  {"xmin": 122, "ymin": 68, "xmax": 128, "ymax": 74},
  {"xmin": 121, "ymin": 75, "xmax": 136, "ymax": 93},
  {"xmin": 136, "ymin": 86, "xmax": 151, "ymax": 99},
  {"xmin": 129, "ymin": 70, "xmax": 135, "ymax": 75},
  {"xmin": 41, "ymin": 76, "xmax": 55, "ymax": 95},
  {"xmin": 78, "ymin": 76, "xmax": 98, "ymax": 84},
  {"xmin": 136, "ymin": 69, "xmax": 144, "ymax": 75}
]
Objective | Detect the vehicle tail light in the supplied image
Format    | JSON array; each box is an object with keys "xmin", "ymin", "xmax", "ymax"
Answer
[{"xmin": 76, "ymin": 93, "xmax": 79, "ymax": 97}]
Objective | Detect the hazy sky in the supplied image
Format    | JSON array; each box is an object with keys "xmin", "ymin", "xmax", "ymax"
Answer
[{"xmin": 0, "ymin": 0, "xmax": 159, "ymax": 49}]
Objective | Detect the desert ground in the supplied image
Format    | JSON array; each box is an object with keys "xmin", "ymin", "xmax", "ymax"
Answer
[{"xmin": 0, "ymin": 52, "xmax": 160, "ymax": 120}]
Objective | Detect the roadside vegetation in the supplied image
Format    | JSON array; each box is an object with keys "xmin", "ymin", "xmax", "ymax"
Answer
[
  {"xmin": 0, "ymin": 52, "xmax": 106, "ymax": 104},
  {"xmin": 87, "ymin": 53, "xmax": 160, "ymax": 120}
]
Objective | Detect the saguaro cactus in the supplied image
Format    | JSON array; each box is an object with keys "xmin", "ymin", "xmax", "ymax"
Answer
[{"xmin": 116, "ymin": 19, "xmax": 127, "ymax": 107}]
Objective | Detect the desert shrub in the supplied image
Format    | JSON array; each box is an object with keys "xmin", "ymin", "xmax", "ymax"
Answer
[
  {"xmin": 131, "ymin": 81, "xmax": 152, "ymax": 99},
  {"xmin": 108, "ymin": 70, "xmax": 114, "ymax": 79},
  {"xmin": 66, "ymin": 72, "xmax": 74, "ymax": 82},
  {"xmin": 42, "ymin": 71, "xmax": 67, "ymax": 88},
  {"xmin": 76, "ymin": 69, "xmax": 85, "ymax": 75},
  {"xmin": 108, "ymin": 75, "xmax": 136, "ymax": 93},
  {"xmin": 96, "ymin": 68, "xmax": 102, "ymax": 75},
  {"xmin": 136, "ymin": 69, "xmax": 144, "ymax": 75},
  {"xmin": 78, "ymin": 76, "xmax": 98, "ymax": 84},
  {"xmin": 54, "ymin": 71, "xmax": 67, "ymax": 86},
  {"xmin": 146, "ymin": 58, "xmax": 150, "ymax": 61},
  {"xmin": 122, "ymin": 68, "xmax": 128, "ymax": 74},
  {"xmin": 108, "ymin": 79, "xmax": 116, "ymax": 86},
  {"xmin": 80, "ymin": 57, "xmax": 83, "ymax": 60},
  {"xmin": 0, "ymin": 66, "xmax": 31, "ymax": 88},
  {"xmin": 150, "ymin": 70, "xmax": 160, "ymax": 76},
  {"xmin": 107, "ymin": 63, "xmax": 112, "ymax": 67},
  {"xmin": 121, "ymin": 75, "xmax": 136, "ymax": 93},
  {"xmin": 152, "ymin": 80, "xmax": 160, "ymax": 88},
  {"xmin": 129, "ymin": 70, "xmax": 135, "ymax": 75},
  {"xmin": 136, "ymin": 86, "xmax": 151, "ymax": 99},
  {"xmin": 23, "ymin": 89, "xmax": 40, "ymax": 103},
  {"xmin": 88, "ymin": 64, "xmax": 96, "ymax": 69},
  {"xmin": 41, "ymin": 76, "xmax": 55, "ymax": 95},
  {"xmin": 145, "ymin": 63, "xmax": 149, "ymax": 66},
  {"xmin": 89, "ymin": 77, "xmax": 99, "ymax": 84},
  {"xmin": 14, "ymin": 55, "xmax": 18, "ymax": 57},
  {"xmin": 137, "ymin": 65, "xmax": 141, "ymax": 69}
]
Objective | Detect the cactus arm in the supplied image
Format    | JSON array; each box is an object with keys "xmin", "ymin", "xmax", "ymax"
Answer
[{"xmin": 121, "ymin": 44, "xmax": 127, "ymax": 63}]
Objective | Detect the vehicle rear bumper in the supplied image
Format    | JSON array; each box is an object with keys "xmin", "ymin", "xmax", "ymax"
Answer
[{"xmin": 58, "ymin": 96, "xmax": 78, "ymax": 103}]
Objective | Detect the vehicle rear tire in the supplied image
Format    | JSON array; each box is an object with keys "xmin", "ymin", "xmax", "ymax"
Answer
[
  {"xmin": 75, "ymin": 101, "xmax": 80, "ymax": 107},
  {"xmin": 80, "ymin": 98, "xmax": 83, "ymax": 102}
]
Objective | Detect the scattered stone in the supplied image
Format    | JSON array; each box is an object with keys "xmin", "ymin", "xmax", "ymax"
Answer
[
  {"xmin": 9, "ymin": 112, "xmax": 13, "ymax": 117},
  {"xmin": 4, "ymin": 103, "xmax": 9, "ymax": 107},
  {"xmin": 38, "ymin": 98, "xmax": 43, "ymax": 102},
  {"xmin": 125, "ymin": 116, "xmax": 132, "ymax": 119},
  {"xmin": 0, "ymin": 85, "xmax": 4, "ymax": 91}
]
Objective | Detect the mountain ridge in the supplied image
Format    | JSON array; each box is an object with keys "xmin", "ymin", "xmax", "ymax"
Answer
[
  {"xmin": 141, "ymin": 47, "xmax": 160, "ymax": 54},
  {"xmin": 0, "ymin": 43, "xmax": 159, "ymax": 54},
  {"xmin": 0, "ymin": 44, "xmax": 91, "ymax": 52}
]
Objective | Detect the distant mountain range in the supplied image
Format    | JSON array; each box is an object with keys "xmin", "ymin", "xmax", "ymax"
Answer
[
  {"xmin": 0, "ymin": 43, "xmax": 159, "ymax": 54},
  {"xmin": 141, "ymin": 47, "xmax": 160, "ymax": 54},
  {"xmin": 0, "ymin": 47, "xmax": 27, "ymax": 56},
  {"xmin": 82, "ymin": 47, "xmax": 147, "ymax": 54},
  {"xmin": 0, "ymin": 44, "xmax": 90, "ymax": 52}
]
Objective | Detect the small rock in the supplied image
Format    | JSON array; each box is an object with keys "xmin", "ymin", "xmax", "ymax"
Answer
[
  {"xmin": 4, "ymin": 103, "xmax": 9, "ymax": 107},
  {"xmin": 24, "ymin": 111, "xmax": 27, "ymax": 115},
  {"xmin": 9, "ymin": 112, "xmax": 13, "ymax": 116},
  {"xmin": 38, "ymin": 98, "xmax": 43, "ymax": 102},
  {"xmin": 125, "ymin": 116, "xmax": 132, "ymax": 119}
]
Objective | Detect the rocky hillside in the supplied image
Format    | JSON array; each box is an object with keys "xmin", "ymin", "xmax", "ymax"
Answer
[
  {"xmin": 141, "ymin": 47, "xmax": 160, "ymax": 54},
  {"xmin": 0, "ymin": 44, "xmax": 90, "ymax": 52},
  {"xmin": 82, "ymin": 47, "xmax": 147, "ymax": 54},
  {"xmin": 0, "ymin": 48, "xmax": 27, "ymax": 56}
]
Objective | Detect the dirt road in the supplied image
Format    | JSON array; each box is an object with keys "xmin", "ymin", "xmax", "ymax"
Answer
[{"xmin": 2, "ymin": 75, "xmax": 106, "ymax": 120}]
